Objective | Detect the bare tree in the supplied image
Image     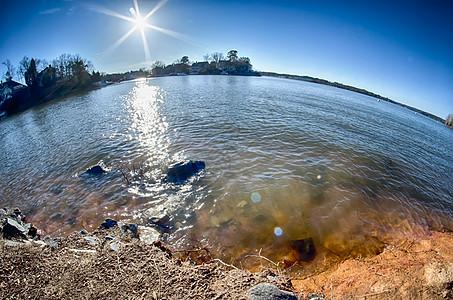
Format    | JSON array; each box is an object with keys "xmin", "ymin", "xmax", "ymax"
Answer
[
  {"xmin": 211, "ymin": 52, "xmax": 224, "ymax": 64},
  {"xmin": 2, "ymin": 59, "xmax": 15, "ymax": 81},
  {"xmin": 18, "ymin": 56, "xmax": 31, "ymax": 83},
  {"xmin": 37, "ymin": 59, "xmax": 49, "ymax": 72},
  {"xmin": 19, "ymin": 56, "xmax": 49, "ymax": 83},
  {"xmin": 203, "ymin": 53, "xmax": 211, "ymax": 62},
  {"xmin": 151, "ymin": 60, "xmax": 166, "ymax": 76},
  {"xmin": 152, "ymin": 60, "xmax": 165, "ymax": 69},
  {"xmin": 446, "ymin": 114, "xmax": 453, "ymax": 128}
]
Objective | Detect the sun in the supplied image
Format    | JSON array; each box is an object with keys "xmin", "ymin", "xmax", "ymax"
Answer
[
  {"xmin": 93, "ymin": 0, "xmax": 196, "ymax": 64},
  {"xmin": 134, "ymin": 15, "xmax": 147, "ymax": 31},
  {"xmin": 129, "ymin": 7, "xmax": 147, "ymax": 31}
]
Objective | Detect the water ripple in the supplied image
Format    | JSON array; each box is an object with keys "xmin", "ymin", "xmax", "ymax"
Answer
[{"xmin": 0, "ymin": 76, "xmax": 452, "ymax": 265}]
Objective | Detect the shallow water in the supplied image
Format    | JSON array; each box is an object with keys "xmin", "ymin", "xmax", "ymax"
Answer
[{"xmin": 1, "ymin": 76, "xmax": 452, "ymax": 269}]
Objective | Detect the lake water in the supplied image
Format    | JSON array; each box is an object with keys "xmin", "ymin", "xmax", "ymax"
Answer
[{"xmin": 1, "ymin": 76, "xmax": 452, "ymax": 271}]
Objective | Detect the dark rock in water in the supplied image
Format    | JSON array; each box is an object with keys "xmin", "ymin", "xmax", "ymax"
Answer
[
  {"xmin": 99, "ymin": 219, "xmax": 117, "ymax": 229},
  {"xmin": 247, "ymin": 283, "xmax": 297, "ymax": 300},
  {"xmin": 85, "ymin": 165, "xmax": 107, "ymax": 175},
  {"xmin": 166, "ymin": 160, "xmax": 205, "ymax": 184},
  {"xmin": 290, "ymin": 237, "xmax": 316, "ymax": 262},
  {"xmin": 120, "ymin": 223, "xmax": 138, "ymax": 238},
  {"xmin": 148, "ymin": 215, "xmax": 174, "ymax": 233},
  {"xmin": 2, "ymin": 217, "xmax": 27, "ymax": 239}
]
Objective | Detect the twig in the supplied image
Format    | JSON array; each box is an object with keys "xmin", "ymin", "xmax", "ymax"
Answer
[
  {"xmin": 355, "ymin": 290, "xmax": 390, "ymax": 298},
  {"xmin": 245, "ymin": 248, "xmax": 279, "ymax": 268},
  {"xmin": 210, "ymin": 258, "xmax": 239, "ymax": 270},
  {"xmin": 151, "ymin": 259, "xmax": 161, "ymax": 299},
  {"xmin": 119, "ymin": 168, "xmax": 130, "ymax": 184}
]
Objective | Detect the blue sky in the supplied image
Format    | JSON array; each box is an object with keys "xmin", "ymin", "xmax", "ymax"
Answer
[{"xmin": 1, "ymin": 0, "xmax": 452, "ymax": 118}]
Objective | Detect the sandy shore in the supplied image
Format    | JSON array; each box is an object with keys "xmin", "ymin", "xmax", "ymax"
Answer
[{"xmin": 1, "ymin": 210, "xmax": 452, "ymax": 299}]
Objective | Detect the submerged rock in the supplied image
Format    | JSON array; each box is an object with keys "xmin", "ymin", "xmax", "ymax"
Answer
[
  {"xmin": 166, "ymin": 160, "xmax": 205, "ymax": 184},
  {"xmin": 138, "ymin": 225, "xmax": 160, "ymax": 244},
  {"xmin": 148, "ymin": 215, "xmax": 174, "ymax": 233},
  {"xmin": 247, "ymin": 283, "xmax": 297, "ymax": 300},
  {"xmin": 290, "ymin": 237, "xmax": 316, "ymax": 262},
  {"xmin": 85, "ymin": 165, "xmax": 107, "ymax": 175},
  {"xmin": 119, "ymin": 222, "xmax": 138, "ymax": 238},
  {"xmin": 98, "ymin": 218, "xmax": 117, "ymax": 229}
]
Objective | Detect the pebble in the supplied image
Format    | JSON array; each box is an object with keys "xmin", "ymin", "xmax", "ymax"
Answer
[
  {"xmin": 43, "ymin": 237, "xmax": 61, "ymax": 248},
  {"xmin": 109, "ymin": 241, "xmax": 123, "ymax": 251},
  {"xmin": 83, "ymin": 236, "xmax": 100, "ymax": 246},
  {"xmin": 138, "ymin": 225, "xmax": 160, "ymax": 244},
  {"xmin": 247, "ymin": 283, "xmax": 297, "ymax": 300}
]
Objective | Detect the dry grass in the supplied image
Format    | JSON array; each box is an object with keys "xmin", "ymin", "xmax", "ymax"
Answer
[{"xmin": 0, "ymin": 227, "xmax": 295, "ymax": 299}]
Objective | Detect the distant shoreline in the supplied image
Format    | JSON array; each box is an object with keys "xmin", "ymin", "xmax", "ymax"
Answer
[{"xmin": 261, "ymin": 71, "xmax": 446, "ymax": 123}]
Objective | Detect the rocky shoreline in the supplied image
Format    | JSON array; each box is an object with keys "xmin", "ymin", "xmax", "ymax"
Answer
[{"xmin": 1, "ymin": 207, "xmax": 452, "ymax": 299}]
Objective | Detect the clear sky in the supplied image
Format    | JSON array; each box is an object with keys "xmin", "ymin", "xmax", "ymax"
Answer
[{"xmin": 1, "ymin": 0, "xmax": 452, "ymax": 118}]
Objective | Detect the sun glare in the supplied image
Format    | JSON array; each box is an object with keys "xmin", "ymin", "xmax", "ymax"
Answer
[
  {"xmin": 93, "ymin": 0, "xmax": 198, "ymax": 64},
  {"xmin": 134, "ymin": 15, "xmax": 147, "ymax": 31},
  {"xmin": 129, "ymin": 7, "xmax": 146, "ymax": 31}
]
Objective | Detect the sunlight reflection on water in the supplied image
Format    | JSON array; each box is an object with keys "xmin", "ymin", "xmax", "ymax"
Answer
[{"xmin": 0, "ymin": 76, "xmax": 452, "ymax": 273}]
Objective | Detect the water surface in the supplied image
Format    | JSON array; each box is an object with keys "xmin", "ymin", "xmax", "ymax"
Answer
[{"xmin": 1, "ymin": 76, "xmax": 452, "ymax": 271}]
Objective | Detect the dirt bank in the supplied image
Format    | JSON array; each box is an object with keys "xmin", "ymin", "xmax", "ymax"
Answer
[
  {"xmin": 1, "ymin": 208, "xmax": 452, "ymax": 299},
  {"xmin": 292, "ymin": 230, "xmax": 453, "ymax": 299},
  {"xmin": 0, "ymin": 224, "xmax": 296, "ymax": 299}
]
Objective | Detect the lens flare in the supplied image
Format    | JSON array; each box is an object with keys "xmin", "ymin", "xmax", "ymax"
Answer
[
  {"xmin": 251, "ymin": 192, "xmax": 261, "ymax": 203},
  {"xmin": 274, "ymin": 227, "xmax": 283, "ymax": 236}
]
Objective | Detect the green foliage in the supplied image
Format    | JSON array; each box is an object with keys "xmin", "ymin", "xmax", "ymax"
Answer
[
  {"xmin": 91, "ymin": 71, "xmax": 101, "ymax": 83},
  {"xmin": 227, "ymin": 50, "xmax": 238, "ymax": 62},
  {"xmin": 148, "ymin": 49, "xmax": 254, "ymax": 76},
  {"xmin": 181, "ymin": 56, "xmax": 189, "ymax": 65},
  {"xmin": 25, "ymin": 58, "xmax": 38, "ymax": 87}
]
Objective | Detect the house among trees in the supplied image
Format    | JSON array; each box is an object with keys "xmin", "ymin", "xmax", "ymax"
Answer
[
  {"xmin": 151, "ymin": 50, "xmax": 260, "ymax": 77},
  {"xmin": 190, "ymin": 62, "xmax": 209, "ymax": 75},
  {"xmin": 1, "ymin": 49, "xmax": 260, "ymax": 119},
  {"xmin": 0, "ymin": 80, "xmax": 28, "ymax": 102},
  {"xmin": 1, "ymin": 54, "xmax": 97, "ymax": 118}
]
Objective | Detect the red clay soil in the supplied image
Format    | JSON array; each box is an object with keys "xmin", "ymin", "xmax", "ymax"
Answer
[{"xmin": 292, "ymin": 230, "xmax": 453, "ymax": 299}]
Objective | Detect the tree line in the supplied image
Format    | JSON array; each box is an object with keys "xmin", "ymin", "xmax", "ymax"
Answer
[
  {"xmin": 2, "ymin": 54, "xmax": 100, "ymax": 88},
  {"xmin": 1, "ymin": 53, "xmax": 100, "ymax": 116},
  {"xmin": 150, "ymin": 49, "xmax": 255, "ymax": 77}
]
